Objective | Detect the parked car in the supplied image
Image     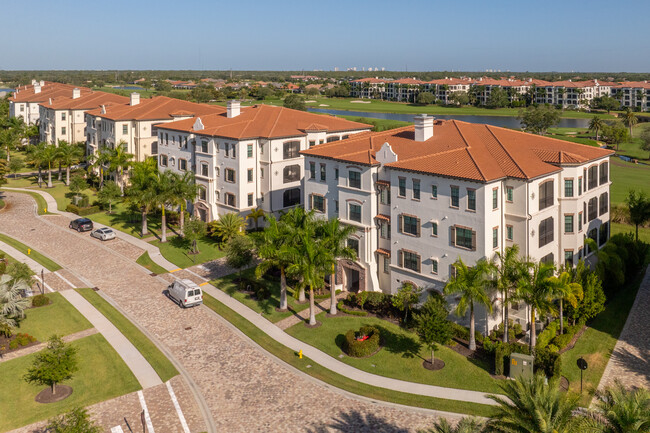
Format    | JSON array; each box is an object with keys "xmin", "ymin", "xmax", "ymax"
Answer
[
  {"xmin": 69, "ymin": 218, "xmax": 93, "ymax": 232},
  {"xmin": 90, "ymin": 227, "xmax": 116, "ymax": 241},
  {"xmin": 166, "ymin": 279, "xmax": 203, "ymax": 308}
]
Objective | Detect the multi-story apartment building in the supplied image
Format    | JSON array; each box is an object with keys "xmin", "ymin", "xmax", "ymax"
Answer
[
  {"xmin": 424, "ymin": 78, "xmax": 473, "ymax": 104},
  {"xmin": 84, "ymin": 94, "xmax": 224, "ymax": 161},
  {"xmin": 155, "ymin": 101, "xmax": 372, "ymax": 222},
  {"xmin": 385, "ymin": 78, "xmax": 425, "ymax": 102},
  {"xmin": 610, "ymin": 81, "xmax": 650, "ymax": 111},
  {"xmin": 350, "ymin": 78, "xmax": 387, "ymax": 99},
  {"xmin": 39, "ymin": 89, "xmax": 128, "ymax": 145},
  {"xmin": 302, "ymin": 115, "xmax": 612, "ymax": 333},
  {"xmin": 9, "ymin": 81, "xmax": 79, "ymax": 125}
]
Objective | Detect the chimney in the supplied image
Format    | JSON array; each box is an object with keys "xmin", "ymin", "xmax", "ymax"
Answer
[
  {"xmin": 100, "ymin": 105, "xmax": 106, "ymax": 114},
  {"xmin": 72, "ymin": 88, "xmax": 81, "ymax": 99},
  {"xmin": 414, "ymin": 114, "xmax": 434, "ymax": 142},
  {"xmin": 34, "ymin": 84, "xmax": 41, "ymax": 94},
  {"xmin": 130, "ymin": 92, "xmax": 140, "ymax": 106},
  {"xmin": 227, "ymin": 100, "xmax": 240, "ymax": 118},
  {"xmin": 39, "ymin": 80, "xmax": 44, "ymax": 87},
  {"xmin": 31, "ymin": 79, "xmax": 37, "ymax": 85}
]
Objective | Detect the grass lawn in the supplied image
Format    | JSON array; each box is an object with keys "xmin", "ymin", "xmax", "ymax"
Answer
[
  {"xmin": 210, "ymin": 268, "xmax": 310, "ymax": 323},
  {"xmin": 0, "ymin": 233, "xmax": 61, "ymax": 271},
  {"xmin": 609, "ymin": 160, "xmax": 650, "ymax": 205},
  {"xmin": 286, "ymin": 313, "xmax": 502, "ymax": 394},
  {"xmin": 0, "ymin": 249, "xmax": 18, "ymax": 264},
  {"xmin": 152, "ymin": 235, "xmax": 225, "ymax": 268},
  {"xmin": 559, "ymin": 254, "xmax": 649, "ymax": 406},
  {"xmin": 307, "ymin": 97, "xmax": 613, "ymax": 119},
  {"xmin": 611, "ymin": 223, "xmax": 650, "ymax": 244},
  {"xmin": 136, "ymin": 251, "xmax": 169, "ymax": 274},
  {"xmin": 16, "ymin": 292, "xmax": 92, "ymax": 341},
  {"xmin": 202, "ymin": 293, "xmax": 495, "ymax": 417},
  {"xmin": 614, "ymin": 123, "xmax": 650, "ymax": 162},
  {"xmin": 0, "ymin": 333, "xmax": 140, "ymax": 431},
  {"xmin": 76, "ymin": 288, "xmax": 178, "ymax": 382}
]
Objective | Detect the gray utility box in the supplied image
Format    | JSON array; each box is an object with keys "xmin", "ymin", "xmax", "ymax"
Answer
[{"xmin": 509, "ymin": 353, "xmax": 534, "ymax": 380}]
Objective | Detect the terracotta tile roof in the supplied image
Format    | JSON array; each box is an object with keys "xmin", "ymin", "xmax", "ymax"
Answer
[
  {"xmin": 156, "ymin": 104, "xmax": 372, "ymax": 140},
  {"xmin": 43, "ymin": 90, "xmax": 128, "ymax": 110},
  {"xmin": 301, "ymin": 120, "xmax": 613, "ymax": 182},
  {"xmin": 351, "ymin": 78, "xmax": 386, "ymax": 84},
  {"xmin": 611, "ymin": 81, "xmax": 650, "ymax": 89},
  {"xmin": 84, "ymin": 96, "xmax": 225, "ymax": 121},
  {"xmin": 390, "ymin": 78, "xmax": 426, "ymax": 85},
  {"xmin": 10, "ymin": 82, "xmax": 81, "ymax": 103}
]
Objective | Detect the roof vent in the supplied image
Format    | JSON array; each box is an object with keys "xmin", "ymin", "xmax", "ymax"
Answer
[
  {"xmin": 72, "ymin": 88, "xmax": 81, "ymax": 99},
  {"xmin": 100, "ymin": 105, "xmax": 106, "ymax": 114},
  {"xmin": 227, "ymin": 100, "xmax": 240, "ymax": 118},
  {"xmin": 414, "ymin": 114, "xmax": 434, "ymax": 142},
  {"xmin": 48, "ymin": 98, "xmax": 52, "ymax": 105},
  {"xmin": 130, "ymin": 92, "xmax": 140, "ymax": 106},
  {"xmin": 193, "ymin": 117, "xmax": 204, "ymax": 131}
]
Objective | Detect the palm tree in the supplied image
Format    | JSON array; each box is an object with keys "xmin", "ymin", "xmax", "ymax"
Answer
[
  {"xmin": 516, "ymin": 260, "xmax": 557, "ymax": 351},
  {"xmin": 108, "ymin": 140, "xmax": 134, "ymax": 194},
  {"xmin": 549, "ymin": 270, "xmax": 583, "ymax": 335},
  {"xmin": 491, "ymin": 245, "xmax": 523, "ymax": 343},
  {"xmin": 170, "ymin": 171, "xmax": 198, "ymax": 236},
  {"xmin": 589, "ymin": 116, "xmax": 605, "ymax": 142},
  {"xmin": 444, "ymin": 258, "xmax": 494, "ymax": 351},
  {"xmin": 246, "ymin": 207, "xmax": 265, "ymax": 231},
  {"xmin": 577, "ymin": 380, "xmax": 650, "ymax": 433},
  {"xmin": 41, "ymin": 145, "xmax": 58, "ymax": 188},
  {"xmin": 55, "ymin": 140, "xmax": 84, "ymax": 185},
  {"xmin": 126, "ymin": 158, "xmax": 157, "ymax": 236},
  {"xmin": 0, "ymin": 274, "xmax": 31, "ymax": 336},
  {"xmin": 317, "ymin": 218, "xmax": 357, "ymax": 315},
  {"xmin": 255, "ymin": 216, "xmax": 291, "ymax": 310},
  {"xmin": 156, "ymin": 170, "xmax": 177, "ymax": 243},
  {"xmin": 25, "ymin": 142, "xmax": 47, "ymax": 187},
  {"xmin": 421, "ymin": 418, "xmax": 485, "ymax": 433},
  {"xmin": 285, "ymin": 224, "xmax": 333, "ymax": 326},
  {"xmin": 279, "ymin": 207, "xmax": 314, "ymax": 302},
  {"xmin": 621, "ymin": 109, "xmax": 638, "ymax": 137},
  {"xmin": 210, "ymin": 212, "xmax": 245, "ymax": 246},
  {"xmin": 0, "ymin": 117, "xmax": 26, "ymax": 164},
  {"xmin": 90, "ymin": 147, "xmax": 112, "ymax": 190},
  {"xmin": 487, "ymin": 375, "xmax": 579, "ymax": 433}
]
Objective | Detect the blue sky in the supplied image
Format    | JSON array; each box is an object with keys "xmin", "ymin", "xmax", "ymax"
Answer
[{"xmin": 4, "ymin": 0, "xmax": 649, "ymax": 72}]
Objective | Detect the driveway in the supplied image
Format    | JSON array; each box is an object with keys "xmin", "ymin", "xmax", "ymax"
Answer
[{"xmin": 0, "ymin": 192, "xmax": 447, "ymax": 432}]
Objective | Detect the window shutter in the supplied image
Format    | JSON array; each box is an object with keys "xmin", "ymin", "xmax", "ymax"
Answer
[
  {"xmin": 450, "ymin": 226, "xmax": 456, "ymax": 246},
  {"xmin": 399, "ymin": 214, "xmax": 403, "ymax": 234},
  {"xmin": 471, "ymin": 230, "xmax": 477, "ymax": 251},
  {"xmin": 416, "ymin": 218, "xmax": 421, "ymax": 237}
]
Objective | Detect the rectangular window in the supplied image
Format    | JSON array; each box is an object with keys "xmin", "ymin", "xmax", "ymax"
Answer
[
  {"xmin": 506, "ymin": 225, "xmax": 513, "ymax": 241},
  {"xmin": 492, "ymin": 227, "xmax": 498, "ymax": 249},
  {"xmin": 398, "ymin": 177, "xmax": 406, "ymax": 197},
  {"xmin": 320, "ymin": 164, "xmax": 326, "ymax": 181},
  {"xmin": 122, "ymin": 124, "xmax": 128, "ymax": 134},
  {"xmin": 225, "ymin": 193, "xmax": 236, "ymax": 207},
  {"xmin": 450, "ymin": 186, "xmax": 459, "ymax": 208},
  {"xmin": 431, "ymin": 222, "xmax": 438, "ymax": 237},
  {"xmin": 599, "ymin": 192, "xmax": 608, "ymax": 216},
  {"xmin": 247, "ymin": 168, "xmax": 253, "ymax": 182},
  {"xmin": 247, "ymin": 193, "xmax": 253, "ymax": 207},
  {"xmin": 335, "ymin": 200, "xmax": 339, "ymax": 213},
  {"xmin": 578, "ymin": 177, "xmax": 582, "ymax": 195},
  {"xmin": 160, "ymin": 155, "xmax": 168, "ymax": 166},
  {"xmin": 506, "ymin": 186, "xmax": 513, "ymax": 203},
  {"xmin": 225, "ymin": 168, "xmax": 235, "ymax": 183},
  {"xmin": 564, "ymin": 179, "xmax": 574, "ymax": 197},
  {"xmin": 432, "ymin": 259, "xmax": 438, "ymax": 275},
  {"xmin": 565, "ymin": 250, "xmax": 574, "ymax": 267},
  {"xmin": 492, "ymin": 188, "xmax": 498, "ymax": 210},
  {"xmin": 335, "ymin": 168, "xmax": 339, "ymax": 180},
  {"xmin": 349, "ymin": 203, "xmax": 361, "ymax": 222},
  {"xmin": 384, "ymin": 256, "xmax": 390, "ymax": 274},
  {"xmin": 225, "ymin": 143, "xmax": 230, "ymax": 157},
  {"xmin": 260, "ymin": 168, "xmax": 264, "ymax": 179},
  {"xmin": 412, "ymin": 179, "xmax": 420, "ymax": 200},
  {"xmin": 539, "ymin": 180, "xmax": 554, "ymax": 210},
  {"xmin": 200, "ymin": 140, "xmax": 208, "ymax": 153},
  {"xmin": 588, "ymin": 165, "xmax": 598, "ymax": 190},
  {"xmin": 564, "ymin": 214, "xmax": 574, "ymax": 233},
  {"xmin": 599, "ymin": 222, "xmax": 609, "ymax": 246},
  {"xmin": 201, "ymin": 164, "xmax": 208, "ymax": 176},
  {"xmin": 61, "ymin": 127, "xmax": 66, "ymax": 135},
  {"xmin": 539, "ymin": 217, "xmax": 554, "ymax": 248},
  {"xmin": 309, "ymin": 140, "xmax": 316, "ymax": 147},
  {"xmin": 578, "ymin": 212, "xmax": 583, "ymax": 231},
  {"xmin": 431, "ymin": 184, "xmax": 438, "ymax": 199},
  {"xmin": 380, "ymin": 221, "xmax": 389, "ymax": 238},
  {"xmin": 588, "ymin": 197, "xmax": 598, "ymax": 221},
  {"xmin": 599, "ymin": 162, "xmax": 608, "ymax": 185},
  {"xmin": 231, "ymin": 144, "xmax": 236, "ymax": 158},
  {"xmin": 61, "ymin": 112, "xmax": 66, "ymax": 120},
  {"xmin": 311, "ymin": 194, "xmax": 325, "ymax": 212},
  {"xmin": 347, "ymin": 238, "xmax": 359, "ymax": 256},
  {"xmin": 379, "ymin": 187, "xmax": 390, "ymax": 205},
  {"xmin": 179, "ymin": 159, "xmax": 187, "ymax": 171},
  {"xmin": 401, "ymin": 250, "xmax": 421, "ymax": 273},
  {"xmin": 247, "ymin": 144, "xmax": 253, "ymax": 158},
  {"xmin": 467, "ymin": 189, "xmax": 476, "ymax": 211},
  {"xmin": 400, "ymin": 215, "xmax": 420, "ymax": 237},
  {"xmin": 309, "ymin": 162, "xmax": 316, "ymax": 179},
  {"xmin": 455, "ymin": 227, "xmax": 474, "ymax": 250},
  {"xmin": 349, "ymin": 171, "xmax": 361, "ymax": 189}
]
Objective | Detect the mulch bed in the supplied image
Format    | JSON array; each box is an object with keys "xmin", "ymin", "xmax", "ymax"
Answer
[
  {"xmin": 558, "ymin": 325, "xmax": 588, "ymax": 355},
  {"xmin": 422, "ymin": 359, "xmax": 445, "ymax": 371},
  {"xmin": 560, "ymin": 376, "xmax": 570, "ymax": 392},
  {"xmin": 303, "ymin": 321, "xmax": 322, "ymax": 329},
  {"xmin": 35, "ymin": 385, "xmax": 73, "ymax": 403},
  {"xmin": 0, "ymin": 335, "xmax": 40, "ymax": 356},
  {"xmin": 448, "ymin": 337, "xmax": 491, "ymax": 363}
]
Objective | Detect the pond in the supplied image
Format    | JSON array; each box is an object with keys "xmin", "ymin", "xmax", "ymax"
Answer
[
  {"xmin": 112, "ymin": 86, "xmax": 145, "ymax": 90},
  {"xmin": 307, "ymin": 108, "xmax": 591, "ymax": 129}
]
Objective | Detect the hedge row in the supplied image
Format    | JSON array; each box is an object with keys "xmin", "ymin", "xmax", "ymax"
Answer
[
  {"xmin": 337, "ymin": 300, "xmax": 368, "ymax": 316},
  {"xmin": 66, "ymin": 204, "xmax": 101, "ymax": 216},
  {"xmin": 343, "ymin": 326, "xmax": 380, "ymax": 357}
]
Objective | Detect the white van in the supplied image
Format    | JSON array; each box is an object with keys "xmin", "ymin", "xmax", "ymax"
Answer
[{"xmin": 167, "ymin": 279, "xmax": 203, "ymax": 308}]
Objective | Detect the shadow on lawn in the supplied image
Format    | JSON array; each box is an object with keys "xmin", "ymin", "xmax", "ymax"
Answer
[{"xmin": 305, "ymin": 410, "xmax": 411, "ymax": 433}]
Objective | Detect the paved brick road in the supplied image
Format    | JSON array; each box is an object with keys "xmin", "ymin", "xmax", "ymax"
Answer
[{"xmin": 0, "ymin": 192, "xmax": 450, "ymax": 432}]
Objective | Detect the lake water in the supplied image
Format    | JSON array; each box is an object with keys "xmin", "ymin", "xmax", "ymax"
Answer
[
  {"xmin": 112, "ymin": 86, "xmax": 145, "ymax": 90},
  {"xmin": 307, "ymin": 107, "xmax": 591, "ymax": 129}
]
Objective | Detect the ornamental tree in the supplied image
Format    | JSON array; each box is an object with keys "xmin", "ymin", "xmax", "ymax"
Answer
[{"xmin": 24, "ymin": 335, "xmax": 79, "ymax": 394}]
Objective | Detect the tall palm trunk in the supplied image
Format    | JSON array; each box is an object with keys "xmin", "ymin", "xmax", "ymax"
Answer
[
  {"xmin": 329, "ymin": 266, "xmax": 337, "ymax": 315},
  {"xmin": 99, "ymin": 167, "xmax": 104, "ymax": 190},
  {"xmin": 308, "ymin": 286, "xmax": 316, "ymax": 326},
  {"xmin": 52, "ymin": 382, "xmax": 56, "ymax": 395},
  {"xmin": 161, "ymin": 206, "xmax": 167, "ymax": 242},
  {"xmin": 179, "ymin": 203, "xmax": 185, "ymax": 237},
  {"xmin": 57, "ymin": 162, "xmax": 62, "ymax": 181},
  {"xmin": 65, "ymin": 166, "xmax": 70, "ymax": 186},
  {"xmin": 47, "ymin": 163, "xmax": 53, "ymax": 188},
  {"xmin": 5, "ymin": 146, "xmax": 10, "ymax": 163},
  {"xmin": 141, "ymin": 209, "xmax": 148, "ymax": 236},
  {"xmin": 559, "ymin": 299, "xmax": 564, "ymax": 335},
  {"xmin": 530, "ymin": 309, "xmax": 537, "ymax": 351},
  {"xmin": 469, "ymin": 302, "xmax": 476, "ymax": 351},
  {"xmin": 279, "ymin": 267, "xmax": 288, "ymax": 310},
  {"xmin": 503, "ymin": 289, "xmax": 509, "ymax": 343},
  {"xmin": 119, "ymin": 167, "xmax": 124, "ymax": 195},
  {"xmin": 298, "ymin": 286, "xmax": 306, "ymax": 303},
  {"xmin": 431, "ymin": 348, "xmax": 435, "ymax": 365},
  {"xmin": 37, "ymin": 167, "xmax": 42, "ymax": 188}
]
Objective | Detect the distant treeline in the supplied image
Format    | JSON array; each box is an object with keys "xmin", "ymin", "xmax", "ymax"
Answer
[{"xmin": 1, "ymin": 70, "xmax": 649, "ymax": 87}]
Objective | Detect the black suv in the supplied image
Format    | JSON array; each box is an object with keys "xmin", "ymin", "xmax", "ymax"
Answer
[{"xmin": 69, "ymin": 218, "xmax": 93, "ymax": 232}]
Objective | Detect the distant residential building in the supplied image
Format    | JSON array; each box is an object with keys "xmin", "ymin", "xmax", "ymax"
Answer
[
  {"xmin": 610, "ymin": 81, "xmax": 650, "ymax": 111},
  {"xmin": 350, "ymin": 78, "xmax": 387, "ymax": 99},
  {"xmin": 9, "ymin": 81, "xmax": 80, "ymax": 125}
]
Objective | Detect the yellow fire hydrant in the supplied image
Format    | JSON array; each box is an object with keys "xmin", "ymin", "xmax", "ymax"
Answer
[
  {"xmin": 27, "ymin": 249, "xmax": 31, "ymax": 255},
  {"xmin": 44, "ymin": 208, "xmax": 47, "ymax": 213},
  {"xmin": 298, "ymin": 350, "xmax": 303, "ymax": 359}
]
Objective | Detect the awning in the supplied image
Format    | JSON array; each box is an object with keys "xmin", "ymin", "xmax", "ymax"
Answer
[{"xmin": 376, "ymin": 248, "xmax": 391, "ymax": 257}]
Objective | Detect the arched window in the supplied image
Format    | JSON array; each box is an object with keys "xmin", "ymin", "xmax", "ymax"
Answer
[
  {"xmin": 283, "ymin": 141, "xmax": 300, "ymax": 159},
  {"xmin": 539, "ymin": 180, "xmax": 554, "ymax": 210},
  {"xmin": 198, "ymin": 186, "xmax": 207, "ymax": 201},
  {"xmin": 283, "ymin": 165, "xmax": 301, "ymax": 183}
]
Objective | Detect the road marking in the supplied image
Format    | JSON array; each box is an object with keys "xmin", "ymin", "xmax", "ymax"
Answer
[
  {"xmin": 166, "ymin": 381, "xmax": 191, "ymax": 433},
  {"xmin": 199, "ymin": 282, "xmax": 208, "ymax": 287},
  {"xmin": 169, "ymin": 268, "xmax": 182, "ymax": 273},
  {"xmin": 55, "ymin": 271, "xmax": 77, "ymax": 289},
  {"xmin": 137, "ymin": 390, "xmax": 155, "ymax": 433},
  {"xmin": 110, "ymin": 426, "xmax": 124, "ymax": 433}
]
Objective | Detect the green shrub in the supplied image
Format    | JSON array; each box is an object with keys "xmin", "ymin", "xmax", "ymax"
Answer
[
  {"xmin": 31, "ymin": 294, "xmax": 50, "ymax": 307},
  {"xmin": 513, "ymin": 322, "xmax": 523, "ymax": 336},
  {"xmin": 343, "ymin": 326, "xmax": 381, "ymax": 357},
  {"xmin": 536, "ymin": 320, "xmax": 559, "ymax": 349},
  {"xmin": 66, "ymin": 203, "xmax": 101, "ymax": 216},
  {"xmin": 548, "ymin": 344, "xmax": 559, "ymax": 353},
  {"xmin": 9, "ymin": 340, "xmax": 18, "ymax": 350},
  {"xmin": 365, "ymin": 292, "xmax": 385, "ymax": 310},
  {"xmin": 494, "ymin": 342, "xmax": 509, "ymax": 376},
  {"xmin": 535, "ymin": 347, "xmax": 562, "ymax": 379},
  {"xmin": 451, "ymin": 322, "xmax": 470, "ymax": 341},
  {"xmin": 551, "ymin": 333, "xmax": 573, "ymax": 350},
  {"xmin": 337, "ymin": 300, "xmax": 368, "ymax": 316},
  {"xmin": 166, "ymin": 210, "xmax": 190, "ymax": 226}
]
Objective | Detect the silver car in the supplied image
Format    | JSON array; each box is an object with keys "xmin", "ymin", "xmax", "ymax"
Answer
[{"xmin": 90, "ymin": 227, "xmax": 116, "ymax": 241}]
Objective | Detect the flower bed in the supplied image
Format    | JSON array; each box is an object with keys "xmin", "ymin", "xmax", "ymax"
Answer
[{"xmin": 343, "ymin": 325, "xmax": 381, "ymax": 358}]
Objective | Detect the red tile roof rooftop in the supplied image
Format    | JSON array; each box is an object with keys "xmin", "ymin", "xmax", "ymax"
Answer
[
  {"xmin": 43, "ymin": 90, "xmax": 128, "ymax": 110},
  {"xmin": 10, "ymin": 82, "xmax": 81, "ymax": 103},
  {"xmin": 84, "ymin": 96, "xmax": 225, "ymax": 121},
  {"xmin": 301, "ymin": 120, "xmax": 613, "ymax": 182}
]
